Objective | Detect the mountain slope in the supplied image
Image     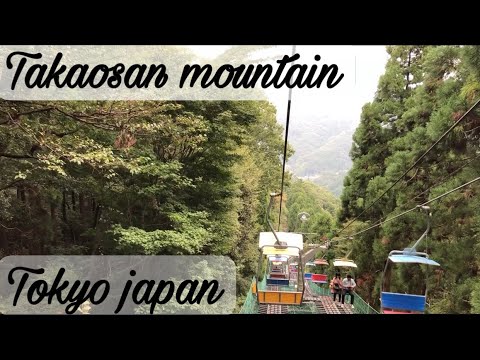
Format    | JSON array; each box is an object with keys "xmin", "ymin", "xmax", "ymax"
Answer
[{"xmin": 287, "ymin": 115, "xmax": 355, "ymax": 196}]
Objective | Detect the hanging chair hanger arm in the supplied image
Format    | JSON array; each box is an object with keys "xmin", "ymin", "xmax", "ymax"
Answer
[
  {"xmin": 410, "ymin": 206, "xmax": 431, "ymax": 252},
  {"xmin": 267, "ymin": 192, "xmax": 282, "ymax": 245}
]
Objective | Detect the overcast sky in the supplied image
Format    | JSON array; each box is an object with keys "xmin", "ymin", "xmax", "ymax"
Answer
[{"xmin": 184, "ymin": 45, "xmax": 389, "ymax": 134}]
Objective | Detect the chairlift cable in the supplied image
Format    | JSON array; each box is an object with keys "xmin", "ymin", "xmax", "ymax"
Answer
[
  {"xmin": 278, "ymin": 45, "xmax": 297, "ymax": 231},
  {"xmin": 339, "ymin": 175, "xmax": 480, "ymax": 239},
  {"xmin": 332, "ymin": 154, "xmax": 480, "ymax": 244},
  {"xmin": 336, "ymin": 98, "xmax": 480, "ymax": 237}
]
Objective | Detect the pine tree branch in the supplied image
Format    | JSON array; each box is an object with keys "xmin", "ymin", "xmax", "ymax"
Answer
[
  {"xmin": 17, "ymin": 107, "xmax": 54, "ymax": 117},
  {"xmin": 0, "ymin": 221, "xmax": 31, "ymax": 234},
  {"xmin": 0, "ymin": 107, "xmax": 53, "ymax": 125},
  {"xmin": 0, "ymin": 152, "xmax": 36, "ymax": 159},
  {"xmin": 54, "ymin": 108, "xmax": 119, "ymax": 131},
  {"xmin": 0, "ymin": 179, "xmax": 21, "ymax": 191}
]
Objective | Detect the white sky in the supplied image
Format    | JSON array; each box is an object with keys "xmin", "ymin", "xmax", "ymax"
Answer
[{"xmin": 184, "ymin": 46, "xmax": 388, "ymax": 131}]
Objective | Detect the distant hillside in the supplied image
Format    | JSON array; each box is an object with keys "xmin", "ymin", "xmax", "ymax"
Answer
[
  {"xmin": 287, "ymin": 115, "xmax": 355, "ymax": 196},
  {"xmin": 286, "ymin": 179, "xmax": 340, "ymax": 238}
]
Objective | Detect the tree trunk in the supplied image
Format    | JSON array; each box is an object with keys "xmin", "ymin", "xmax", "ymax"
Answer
[
  {"xmin": 62, "ymin": 191, "xmax": 67, "ymax": 222},
  {"xmin": 71, "ymin": 191, "xmax": 76, "ymax": 211},
  {"xmin": 50, "ymin": 203, "xmax": 57, "ymax": 246},
  {"xmin": 93, "ymin": 205, "xmax": 101, "ymax": 229},
  {"xmin": 79, "ymin": 194, "xmax": 84, "ymax": 215},
  {"xmin": 0, "ymin": 228, "xmax": 7, "ymax": 251},
  {"xmin": 405, "ymin": 49, "xmax": 412, "ymax": 91}
]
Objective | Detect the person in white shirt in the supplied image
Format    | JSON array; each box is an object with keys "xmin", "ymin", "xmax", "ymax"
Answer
[{"xmin": 341, "ymin": 274, "xmax": 356, "ymax": 306}]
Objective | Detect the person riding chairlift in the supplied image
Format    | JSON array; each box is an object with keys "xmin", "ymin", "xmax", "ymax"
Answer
[
  {"xmin": 330, "ymin": 272, "xmax": 342, "ymax": 302},
  {"xmin": 341, "ymin": 274, "xmax": 356, "ymax": 307}
]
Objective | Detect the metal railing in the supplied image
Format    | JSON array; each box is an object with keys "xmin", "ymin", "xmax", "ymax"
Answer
[
  {"xmin": 308, "ymin": 282, "xmax": 379, "ymax": 314},
  {"xmin": 239, "ymin": 277, "xmax": 259, "ymax": 314},
  {"xmin": 240, "ymin": 277, "xmax": 379, "ymax": 314}
]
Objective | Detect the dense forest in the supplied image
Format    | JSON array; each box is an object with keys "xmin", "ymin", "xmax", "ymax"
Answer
[
  {"xmin": 339, "ymin": 45, "xmax": 480, "ymax": 313},
  {"xmin": 0, "ymin": 99, "xmax": 292, "ymax": 308}
]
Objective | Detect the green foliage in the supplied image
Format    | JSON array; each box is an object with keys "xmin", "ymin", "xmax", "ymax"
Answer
[
  {"xmin": 113, "ymin": 211, "xmax": 210, "ymax": 255},
  {"xmin": 339, "ymin": 45, "xmax": 480, "ymax": 313},
  {"xmin": 0, "ymin": 97, "xmax": 286, "ymax": 303},
  {"xmin": 285, "ymin": 179, "xmax": 339, "ymax": 241}
]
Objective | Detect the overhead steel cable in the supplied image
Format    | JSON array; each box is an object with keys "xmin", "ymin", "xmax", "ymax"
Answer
[
  {"xmin": 337, "ymin": 175, "xmax": 480, "ymax": 239},
  {"xmin": 277, "ymin": 45, "xmax": 297, "ymax": 231},
  {"xmin": 351, "ymin": 154, "xmax": 480, "ymax": 237},
  {"xmin": 336, "ymin": 98, "xmax": 480, "ymax": 237}
]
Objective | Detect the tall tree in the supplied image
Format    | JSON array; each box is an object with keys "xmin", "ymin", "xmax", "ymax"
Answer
[{"xmin": 339, "ymin": 45, "xmax": 480, "ymax": 312}]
